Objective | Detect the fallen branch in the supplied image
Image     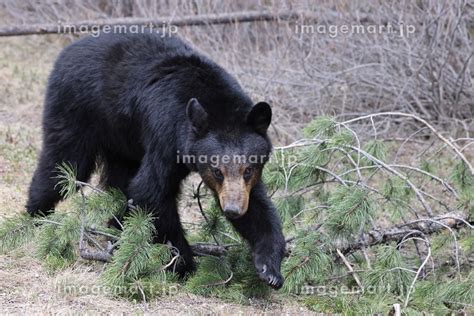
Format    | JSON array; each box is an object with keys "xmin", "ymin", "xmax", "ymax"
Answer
[
  {"xmin": 399, "ymin": 236, "xmax": 431, "ymax": 308},
  {"xmin": 336, "ymin": 248, "xmax": 363, "ymax": 290},
  {"xmin": 79, "ymin": 244, "xmax": 113, "ymax": 262},
  {"xmin": 78, "ymin": 212, "xmax": 470, "ymax": 263},
  {"xmin": 78, "ymin": 241, "xmax": 233, "ymax": 263},
  {"xmin": 342, "ymin": 212, "xmax": 471, "ymax": 255},
  {"xmin": 0, "ymin": 10, "xmax": 303, "ymax": 37},
  {"xmin": 190, "ymin": 243, "xmax": 232, "ymax": 257}
]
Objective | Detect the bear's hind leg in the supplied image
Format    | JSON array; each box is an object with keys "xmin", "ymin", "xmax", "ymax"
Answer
[
  {"xmin": 151, "ymin": 200, "xmax": 196, "ymax": 277},
  {"xmin": 27, "ymin": 137, "xmax": 97, "ymax": 216},
  {"xmin": 100, "ymin": 157, "xmax": 139, "ymax": 229},
  {"xmin": 100, "ymin": 157, "xmax": 139, "ymax": 195}
]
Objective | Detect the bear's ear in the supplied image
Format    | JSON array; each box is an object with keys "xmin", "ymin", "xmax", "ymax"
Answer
[
  {"xmin": 246, "ymin": 102, "xmax": 272, "ymax": 135},
  {"xmin": 186, "ymin": 98, "xmax": 208, "ymax": 136}
]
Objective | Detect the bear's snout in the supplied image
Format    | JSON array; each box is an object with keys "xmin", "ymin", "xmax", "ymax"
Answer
[
  {"xmin": 222, "ymin": 204, "xmax": 244, "ymax": 219},
  {"xmin": 216, "ymin": 176, "xmax": 251, "ymax": 219}
]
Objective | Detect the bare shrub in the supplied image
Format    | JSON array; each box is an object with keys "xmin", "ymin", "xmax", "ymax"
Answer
[{"xmin": 1, "ymin": 0, "xmax": 472, "ymax": 141}]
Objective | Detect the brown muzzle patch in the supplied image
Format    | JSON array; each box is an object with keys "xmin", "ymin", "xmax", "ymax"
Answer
[
  {"xmin": 217, "ymin": 175, "xmax": 252, "ymax": 218},
  {"xmin": 203, "ymin": 165, "xmax": 258, "ymax": 219}
]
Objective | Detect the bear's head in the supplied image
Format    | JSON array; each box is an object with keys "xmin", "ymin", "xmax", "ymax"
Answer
[{"xmin": 185, "ymin": 98, "xmax": 272, "ymax": 219}]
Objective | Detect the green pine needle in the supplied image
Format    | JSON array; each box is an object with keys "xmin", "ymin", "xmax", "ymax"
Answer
[
  {"xmin": 0, "ymin": 213, "xmax": 37, "ymax": 254},
  {"xmin": 54, "ymin": 162, "xmax": 78, "ymax": 198},
  {"xmin": 303, "ymin": 116, "xmax": 336, "ymax": 139},
  {"xmin": 362, "ymin": 140, "xmax": 387, "ymax": 166},
  {"xmin": 282, "ymin": 231, "xmax": 332, "ymax": 294},
  {"xmin": 325, "ymin": 187, "xmax": 374, "ymax": 238}
]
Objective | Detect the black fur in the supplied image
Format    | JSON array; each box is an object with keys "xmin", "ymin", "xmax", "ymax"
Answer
[{"xmin": 26, "ymin": 32, "xmax": 285, "ymax": 288}]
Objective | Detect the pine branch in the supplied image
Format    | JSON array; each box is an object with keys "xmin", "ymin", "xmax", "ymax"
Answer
[
  {"xmin": 73, "ymin": 210, "xmax": 472, "ymax": 263},
  {"xmin": 347, "ymin": 145, "xmax": 434, "ymax": 217},
  {"xmin": 340, "ymin": 112, "xmax": 474, "ymax": 176}
]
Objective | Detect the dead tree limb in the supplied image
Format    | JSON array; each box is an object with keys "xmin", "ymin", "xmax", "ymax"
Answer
[
  {"xmin": 191, "ymin": 243, "xmax": 232, "ymax": 257},
  {"xmin": 342, "ymin": 212, "xmax": 471, "ymax": 255},
  {"xmin": 0, "ymin": 10, "xmax": 303, "ymax": 37},
  {"xmin": 79, "ymin": 241, "xmax": 232, "ymax": 263},
  {"xmin": 79, "ymin": 244, "xmax": 113, "ymax": 262},
  {"xmin": 78, "ymin": 212, "xmax": 470, "ymax": 263}
]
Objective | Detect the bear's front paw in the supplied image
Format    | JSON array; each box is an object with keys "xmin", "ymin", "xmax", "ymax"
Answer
[{"xmin": 254, "ymin": 257, "xmax": 284, "ymax": 289}]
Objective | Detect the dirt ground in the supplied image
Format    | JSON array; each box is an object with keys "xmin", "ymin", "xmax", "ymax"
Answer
[{"xmin": 0, "ymin": 36, "xmax": 313, "ymax": 314}]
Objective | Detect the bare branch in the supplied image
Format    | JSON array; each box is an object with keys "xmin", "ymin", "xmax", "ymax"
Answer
[
  {"xmin": 342, "ymin": 212, "xmax": 469, "ymax": 255},
  {"xmin": 0, "ymin": 10, "xmax": 303, "ymax": 36}
]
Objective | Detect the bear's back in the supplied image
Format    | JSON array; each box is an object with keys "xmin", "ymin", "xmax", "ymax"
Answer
[{"xmin": 46, "ymin": 31, "xmax": 253, "ymax": 135}]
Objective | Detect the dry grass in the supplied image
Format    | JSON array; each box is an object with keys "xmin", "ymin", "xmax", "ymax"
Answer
[
  {"xmin": 0, "ymin": 249, "xmax": 312, "ymax": 314},
  {"xmin": 0, "ymin": 251, "xmax": 310, "ymax": 314}
]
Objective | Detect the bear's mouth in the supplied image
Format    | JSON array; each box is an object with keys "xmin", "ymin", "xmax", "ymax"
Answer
[{"xmin": 222, "ymin": 210, "xmax": 243, "ymax": 219}]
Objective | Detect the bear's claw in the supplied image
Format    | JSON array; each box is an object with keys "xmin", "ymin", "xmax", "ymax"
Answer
[{"xmin": 256, "ymin": 263, "xmax": 284, "ymax": 289}]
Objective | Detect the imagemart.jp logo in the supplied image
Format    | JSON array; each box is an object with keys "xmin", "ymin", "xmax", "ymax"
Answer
[
  {"xmin": 296, "ymin": 284, "xmax": 399, "ymax": 297},
  {"xmin": 55, "ymin": 282, "xmax": 179, "ymax": 297},
  {"xmin": 56, "ymin": 21, "xmax": 179, "ymax": 38},
  {"xmin": 295, "ymin": 22, "xmax": 416, "ymax": 38}
]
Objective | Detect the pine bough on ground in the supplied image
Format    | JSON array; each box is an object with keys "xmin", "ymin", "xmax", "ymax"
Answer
[{"xmin": 1, "ymin": 113, "xmax": 473, "ymax": 314}]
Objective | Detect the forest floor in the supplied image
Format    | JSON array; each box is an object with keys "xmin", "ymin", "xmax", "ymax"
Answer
[{"xmin": 0, "ymin": 36, "xmax": 312, "ymax": 314}]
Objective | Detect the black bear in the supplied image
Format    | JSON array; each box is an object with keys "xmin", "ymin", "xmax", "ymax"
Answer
[{"xmin": 26, "ymin": 32, "xmax": 285, "ymax": 288}]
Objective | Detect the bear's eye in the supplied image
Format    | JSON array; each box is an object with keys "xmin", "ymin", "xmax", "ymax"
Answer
[
  {"xmin": 212, "ymin": 168, "xmax": 223, "ymax": 179},
  {"xmin": 243, "ymin": 166, "xmax": 253, "ymax": 180}
]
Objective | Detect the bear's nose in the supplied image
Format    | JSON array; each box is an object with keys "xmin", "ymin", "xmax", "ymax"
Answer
[{"xmin": 223, "ymin": 205, "xmax": 241, "ymax": 219}]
